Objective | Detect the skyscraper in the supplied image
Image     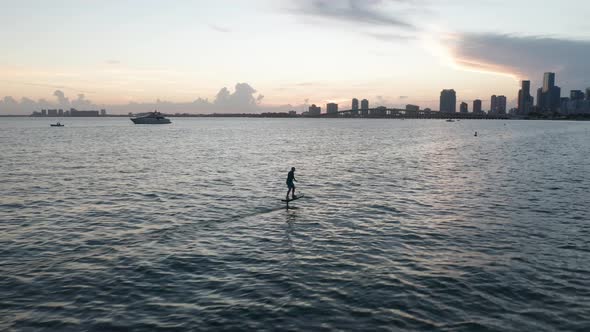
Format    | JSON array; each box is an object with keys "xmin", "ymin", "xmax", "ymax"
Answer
[
  {"xmin": 460, "ymin": 102, "xmax": 468, "ymax": 113},
  {"xmin": 518, "ymin": 80, "xmax": 532, "ymax": 114},
  {"xmin": 538, "ymin": 72, "xmax": 561, "ymax": 112},
  {"xmin": 361, "ymin": 99, "xmax": 369, "ymax": 115},
  {"xmin": 490, "ymin": 95, "xmax": 497, "ymax": 113},
  {"xmin": 550, "ymin": 86, "xmax": 562, "ymax": 111},
  {"xmin": 570, "ymin": 90, "xmax": 585, "ymax": 101},
  {"xmin": 473, "ymin": 99, "xmax": 482, "ymax": 114},
  {"xmin": 327, "ymin": 103, "xmax": 338, "ymax": 114},
  {"xmin": 497, "ymin": 95, "xmax": 507, "ymax": 114},
  {"xmin": 543, "ymin": 72, "xmax": 555, "ymax": 93},
  {"xmin": 308, "ymin": 104, "xmax": 321, "ymax": 115},
  {"xmin": 352, "ymin": 98, "xmax": 359, "ymax": 111},
  {"xmin": 440, "ymin": 89, "xmax": 456, "ymax": 113},
  {"xmin": 536, "ymin": 87, "xmax": 543, "ymax": 109}
]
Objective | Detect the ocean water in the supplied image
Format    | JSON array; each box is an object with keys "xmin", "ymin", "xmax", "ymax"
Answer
[{"xmin": 1, "ymin": 117, "xmax": 589, "ymax": 331}]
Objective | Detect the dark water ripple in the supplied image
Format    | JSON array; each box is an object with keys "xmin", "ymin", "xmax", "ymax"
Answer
[{"xmin": 1, "ymin": 118, "xmax": 589, "ymax": 331}]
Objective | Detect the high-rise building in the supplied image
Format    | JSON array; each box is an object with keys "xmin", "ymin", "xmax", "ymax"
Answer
[
  {"xmin": 405, "ymin": 104, "xmax": 419, "ymax": 112},
  {"xmin": 536, "ymin": 88, "xmax": 543, "ymax": 109},
  {"xmin": 538, "ymin": 72, "xmax": 561, "ymax": 112},
  {"xmin": 361, "ymin": 99, "xmax": 369, "ymax": 115},
  {"xmin": 440, "ymin": 89, "xmax": 456, "ymax": 113},
  {"xmin": 352, "ymin": 98, "xmax": 359, "ymax": 111},
  {"xmin": 497, "ymin": 95, "xmax": 507, "ymax": 114},
  {"xmin": 70, "ymin": 109, "xmax": 99, "ymax": 117},
  {"xmin": 58, "ymin": 109, "xmax": 64, "ymax": 116},
  {"xmin": 41, "ymin": 109, "xmax": 47, "ymax": 116},
  {"xmin": 48, "ymin": 109, "xmax": 58, "ymax": 117},
  {"xmin": 460, "ymin": 102, "xmax": 468, "ymax": 113},
  {"xmin": 518, "ymin": 80, "xmax": 532, "ymax": 114},
  {"xmin": 473, "ymin": 99, "xmax": 482, "ymax": 114},
  {"xmin": 543, "ymin": 72, "xmax": 555, "ymax": 93},
  {"xmin": 550, "ymin": 86, "xmax": 562, "ymax": 111},
  {"xmin": 490, "ymin": 95, "xmax": 497, "ymax": 113},
  {"xmin": 570, "ymin": 90, "xmax": 585, "ymax": 101},
  {"xmin": 327, "ymin": 103, "xmax": 338, "ymax": 114},
  {"xmin": 308, "ymin": 104, "xmax": 321, "ymax": 115},
  {"xmin": 100, "ymin": 109, "xmax": 107, "ymax": 116}
]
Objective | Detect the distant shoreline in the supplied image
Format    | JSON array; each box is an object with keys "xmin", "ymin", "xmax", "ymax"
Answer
[{"xmin": 1, "ymin": 114, "xmax": 589, "ymax": 120}]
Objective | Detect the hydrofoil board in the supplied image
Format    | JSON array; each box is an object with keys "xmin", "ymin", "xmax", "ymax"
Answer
[{"xmin": 281, "ymin": 194, "xmax": 304, "ymax": 203}]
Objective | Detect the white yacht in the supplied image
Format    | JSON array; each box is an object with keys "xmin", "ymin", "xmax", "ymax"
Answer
[{"xmin": 131, "ymin": 111, "xmax": 171, "ymax": 124}]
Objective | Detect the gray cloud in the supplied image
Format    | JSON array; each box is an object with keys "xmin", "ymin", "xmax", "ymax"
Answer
[
  {"xmin": 0, "ymin": 83, "xmax": 277, "ymax": 115},
  {"xmin": 72, "ymin": 93, "xmax": 92, "ymax": 108},
  {"xmin": 293, "ymin": 0, "xmax": 416, "ymax": 29},
  {"xmin": 213, "ymin": 83, "xmax": 263, "ymax": 111},
  {"xmin": 2, "ymin": 96, "xmax": 17, "ymax": 106},
  {"xmin": 209, "ymin": 24, "xmax": 231, "ymax": 33},
  {"xmin": 368, "ymin": 32, "xmax": 416, "ymax": 42},
  {"xmin": 53, "ymin": 90, "xmax": 69, "ymax": 106},
  {"xmin": 450, "ymin": 33, "xmax": 590, "ymax": 90}
]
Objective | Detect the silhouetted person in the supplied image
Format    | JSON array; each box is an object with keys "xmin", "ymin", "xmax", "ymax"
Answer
[{"xmin": 286, "ymin": 167, "xmax": 297, "ymax": 200}]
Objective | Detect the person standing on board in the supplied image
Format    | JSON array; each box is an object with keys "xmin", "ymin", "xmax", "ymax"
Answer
[{"xmin": 286, "ymin": 167, "xmax": 297, "ymax": 200}]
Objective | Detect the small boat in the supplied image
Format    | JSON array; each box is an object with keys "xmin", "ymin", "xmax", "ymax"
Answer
[
  {"xmin": 50, "ymin": 122, "xmax": 64, "ymax": 127},
  {"xmin": 130, "ymin": 111, "xmax": 171, "ymax": 124},
  {"xmin": 446, "ymin": 119, "xmax": 455, "ymax": 122}
]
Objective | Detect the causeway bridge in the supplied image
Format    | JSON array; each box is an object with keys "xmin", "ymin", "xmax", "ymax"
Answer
[{"xmin": 308, "ymin": 108, "xmax": 509, "ymax": 120}]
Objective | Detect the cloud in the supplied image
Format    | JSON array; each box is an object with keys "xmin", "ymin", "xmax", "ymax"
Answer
[
  {"xmin": 72, "ymin": 93, "xmax": 92, "ymax": 108},
  {"xmin": 2, "ymin": 96, "xmax": 18, "ymax": 106},
  {"xmin": 293, "ymin": 0, "xmax": 416, "ymax": 29},
  {"xmin": 213, "ymin": 83, "xmax": 263, "ymax": 111},
  {"xmin": 368, "ymin": 32, "xmax": 416, "ymax": 42},
  {"xmin": 448, "ymin": 33, "xmax": 590, "ymax": 90},
  {"xmin": 209, "ymin": 24, "xmax": 231, "ymax": 33},
  {"xmin": 53, "ymin": 90, "xmax": 69, "ymax": 106},
  {"xmin": 0, "ymin": 83, "xmax": 279, "ymax": 114}
]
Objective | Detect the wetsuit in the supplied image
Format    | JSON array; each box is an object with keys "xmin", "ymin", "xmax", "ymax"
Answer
[{"xmin": 287, "ymin": 170, "xmax": 295, "ymax": 188}]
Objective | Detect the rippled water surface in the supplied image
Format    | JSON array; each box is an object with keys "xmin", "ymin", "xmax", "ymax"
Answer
[{"xmin": 1, "ymin": 117, "xmax": 590, "ymax": 331}]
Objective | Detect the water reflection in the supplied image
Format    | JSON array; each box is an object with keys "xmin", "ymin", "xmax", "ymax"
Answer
[{"xmin": 1, "ymin": 118, "xmax": 589, "ymax": 331}]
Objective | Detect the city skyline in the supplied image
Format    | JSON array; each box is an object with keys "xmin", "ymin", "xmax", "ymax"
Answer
[
  {"xmin": 1, "ymin": 0, "xmax": 590, "ymax": 114},
  {"xmin": 15, "ymin": 70, "xmax": 590, "ymax": 118}
]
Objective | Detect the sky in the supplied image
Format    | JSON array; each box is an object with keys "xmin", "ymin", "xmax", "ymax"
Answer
[{"xmin": 1, "ymin": 0, "xmax": 589, "ymax": 114}]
